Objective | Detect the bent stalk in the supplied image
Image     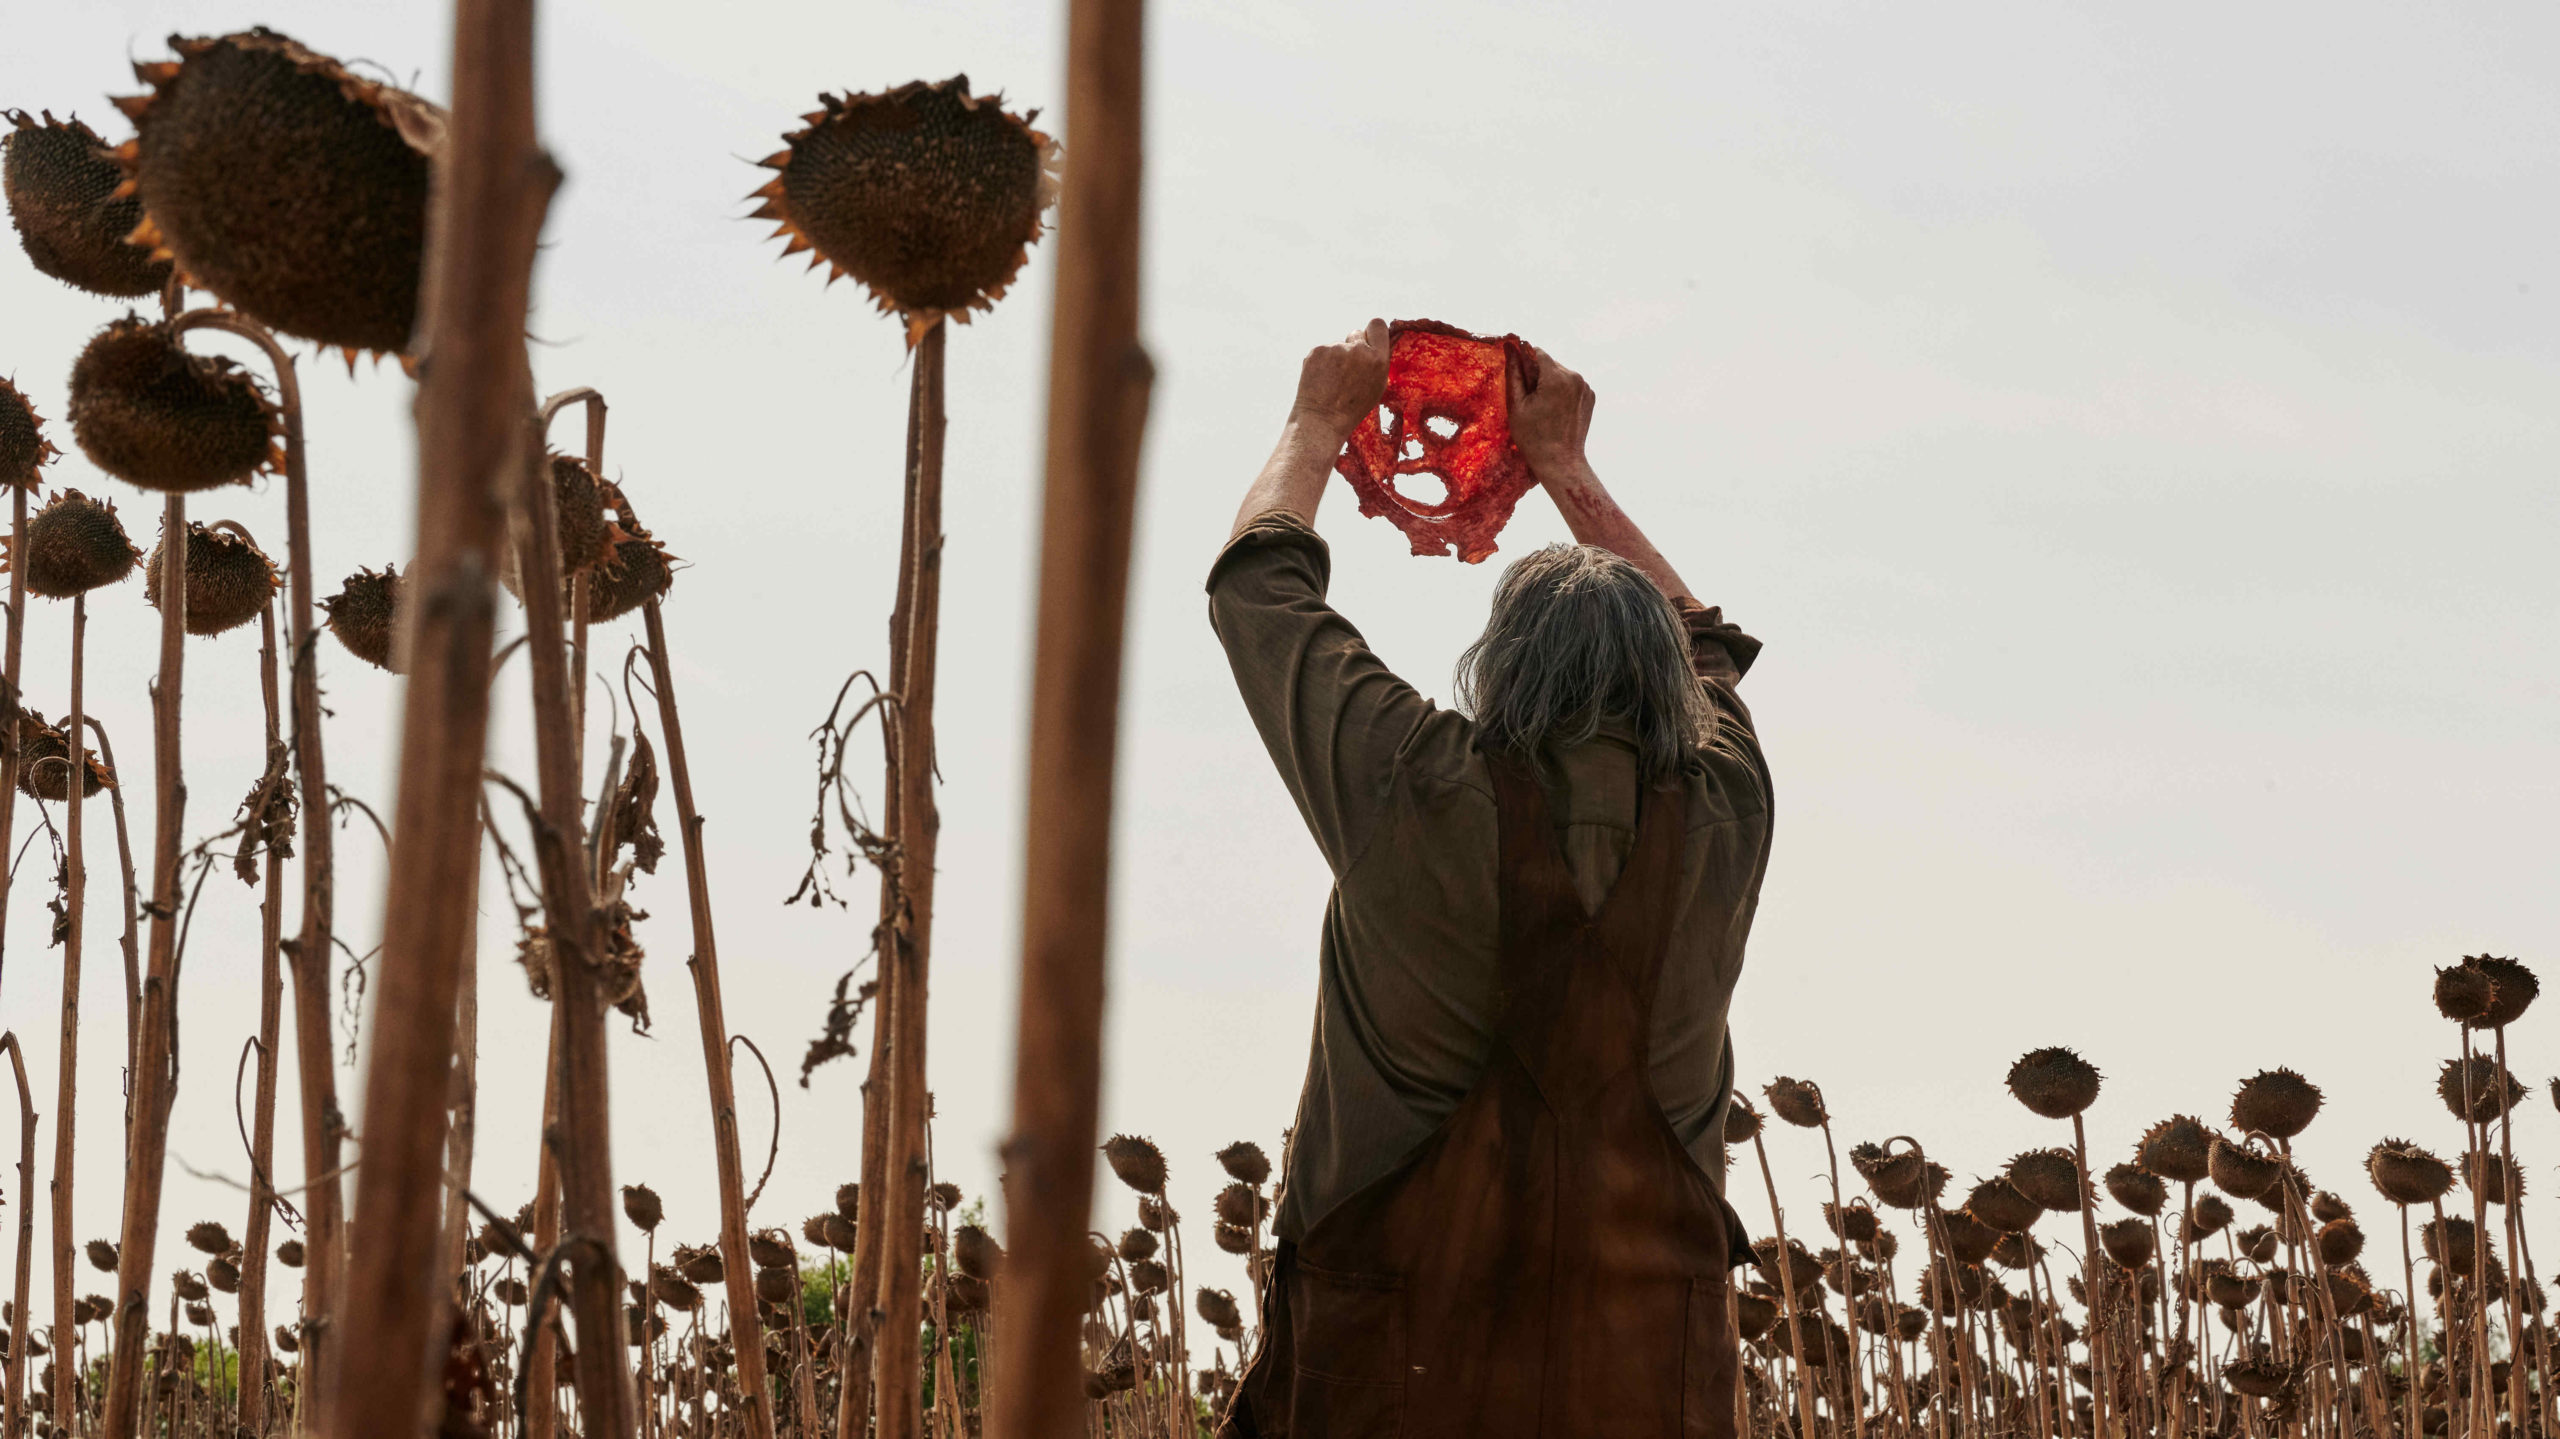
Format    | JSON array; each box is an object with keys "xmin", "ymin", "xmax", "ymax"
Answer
[{"xmin": 638, "ymin": 575, "xmax": 773, "ymax": 1439}]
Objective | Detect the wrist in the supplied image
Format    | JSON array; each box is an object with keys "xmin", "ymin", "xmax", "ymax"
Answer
[
  {"xmin": 1285, "ymin": 403, "xmax": 1362, "ymax": 445},
  {"xmin": 1527, "ymin": 449, "xmax": 1594, "ymax": 487}
]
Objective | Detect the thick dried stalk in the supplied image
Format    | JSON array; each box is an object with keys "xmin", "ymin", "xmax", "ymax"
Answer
[
  {"xmin": 239, "ymin": 596, "xmax": 287, "ymax": 1435},
  {"xmin": 96, "ymin": 493, "xmax": 186, "ymax": 1439},
  {"xmin": 47, "ymin": 591, "xmax": 87, "ymax": 1439},
  {"xmin": 2, "ymin": 1031, "xmax": 31, "ymax": 1439},
  {"xmin": 638, "ymin": 592, "xmax": 774, "ymax": 1439},
  {"xmin": 872, "ymin": 316, "xmax": 949, "ymax": 1439},
  {"xmin": 324, "ymin": 0, "xmax": 558, "ymax": 1428},
  {"xmin": 987, "ymin": 0, "xmax": 1153, "ymax": 1431}
]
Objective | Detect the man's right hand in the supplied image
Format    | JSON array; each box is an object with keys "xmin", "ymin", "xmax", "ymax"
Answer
[{"xmin": 1287, "ymin": 318, "xmax": 1391, "ymax": 440}]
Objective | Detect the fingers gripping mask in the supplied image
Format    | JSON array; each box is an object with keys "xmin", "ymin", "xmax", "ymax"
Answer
[{"xmin": 1334, "ymin": 319, "xmax": 1541, "ymax": 563}]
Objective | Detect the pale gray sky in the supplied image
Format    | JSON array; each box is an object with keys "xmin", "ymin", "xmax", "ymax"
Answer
[{"xmin": 2, "ymin": 0, "xmax": 2554, "ymax": 1337}]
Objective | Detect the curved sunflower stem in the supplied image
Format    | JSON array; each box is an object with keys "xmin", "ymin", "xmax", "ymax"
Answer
[{"xmin": 170, "ymin": 303, "xmax": 349, "ymax": 1391}]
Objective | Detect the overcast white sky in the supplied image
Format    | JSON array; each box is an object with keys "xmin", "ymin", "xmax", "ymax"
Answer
[{"xmin": 2, "ymin": 0, "xmax": 2555, "ymax": 1342}]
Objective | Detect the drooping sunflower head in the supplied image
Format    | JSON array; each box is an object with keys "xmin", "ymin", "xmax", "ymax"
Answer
[
  {"xmin": 114, "ymin": 28, "xmax": 445, "ymax": 357},
  {"xmin": 8, "ymin": 489, "xmax": 141, "ymax": 598},
  {"xmin": 145, "ymin": 519, "xmax": 280, "ymax": 637},
  {"xmin": 66, "ymin": 314, "xmax": 280, "ymax": 492},
  {"xmin": 0, "ymin": 374, "xmax": 60, "ymax": 492},
  {"xmin": 750, "ymin": 76, "xmax": 1057, "ymax": 341},
  {"xmin": 588, "ymin": 528, "xmax": 675, "ymax": 623},
  {"xmin": 4, "ymin": 110, "xmax": 173, "ymax": 298},
  {"xmin": 320, "ymin": 565, "xmax": 401, "ymax": 671}
]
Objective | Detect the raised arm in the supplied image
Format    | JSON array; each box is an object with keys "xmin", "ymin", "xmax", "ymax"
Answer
[
  {"xmin": 1507, "ymin": 345, "xmax": 1696, "ymax": 605},
  {"xmin": 1228, "ymin": 318, "xmax": 1391, "ymax": 539}
]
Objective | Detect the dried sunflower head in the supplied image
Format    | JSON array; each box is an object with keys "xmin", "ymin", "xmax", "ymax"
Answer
[
  {"xmin": 2101, "ymin": 1161, "xmax": 2166, "ymax": 1217},
  {"xmin": 17, "ymin": 713, "xmax": 111, "ymax": 802},
  {"xmin": 2135, "ymin": 1115, "xmax": 2214, "ymax": 1185},
  {"xmin": 1723, "ymin": 1099, "xmax": 1762, "ymax": 1144},
  {"xmin": 2185, "ymin": 1193, "xmax": 2235, "ymax": 1241},
  {"xmin": 4, "ymin": 110, "xmax": 172, "ymax": 297},
  {"xmin": 115, "ymin": 29, "xmax": 444, "ymax": 356},
  {"xmin": 1216, "ymin": 1141, "xmax": 1271, "ymax": 1187},
  {"xmin": 9, "ymin": 489, "xmax": 140, "ymax": 598},
  {"xmin": 2437, "ymin": 1056, "xmax": 2527, "ymax": 1123},
  {"xmin": 621, "ymin": 1185, "xmax": 663, "ymax": 1234},
  {"xmin": 2208, "ymin": 1134, "xmax": 2283, "ymax": 1202},
  {"xmin": 1102, "ymin": 1134, "xmax": 1167, "ymax": 1195},
  {"xmin": 2462, "ymin": 1149, "xmax": 2524, "ymax": 1208},
  {"xmin": 2434, "ymin": 964, "xmax": 2494, "ymax": 1024},
  {"xmin": 751, "ymin": 76, "xmax": 1058, "ymax": 340},
  {"xmin": 2005, "ymin": 1047, "xmax": 2101, "ymax": 1119},
  {"xmin": 2007, "ymin": 1149, "xmax": 2086, "ymax": 1213},
  {"xmin": 1851, "ymin": 1141, "xmax": 1948, "ymax": 1211},
  {"xmin": 747, "ymin": 1230, "xmax": 794, "ymax": 1270},
  {"xmin": 2461, "ymin": 954, "xmax": 2538, "ymax": 1029},
  {"xmin": 1963, "ymin": 1175, "xmax": 2041, "ymax": 1235},
  {"xmin": 320, "ymin": 565, "xmax": 400, "ymax": 671},
  {"xmin": 2317, "ymin": 1218, "xmax": 2365, "ymax": 1266},
  {"xmin": 1936, "ymin": 1207, "xmax": 1999, "ymax": 1266},
  {"xmin": 588, "ymin": 529, "xmax": 675, "ymax": 623},
  {"xmin": 0, "ymin": 375, "xmax": 62, "ymax": 491},
  {"xmin": 2230, "ymin": 1068, "xmax": 2322, "ymax": 1141},
  {"xmin": 67, "ymin": 315, "xmax": 279, "ymax": 492},
  {"xmin": 145, "ymin": 520, "xmax": 279, "ymax": 636},
  {"xmin": 953, "ymin": 1224, "xmax": 1003, "ymax": 1282},
  {"xmin": 1764, "ymin": 1077, "xmax": 1827, "ymax": 1128}
]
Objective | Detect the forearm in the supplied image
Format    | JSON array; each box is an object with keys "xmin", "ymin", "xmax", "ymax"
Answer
[
  {"xmin": 1540, "ymin": 458, "xmax": 1694, "ymax": 603},
  {"xmin": 1229, "ymin": 413, "xmax": 1348, "ymax": 539}
]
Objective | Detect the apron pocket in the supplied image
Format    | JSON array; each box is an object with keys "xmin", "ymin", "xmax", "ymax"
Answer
[
  {"xmin": 1288, "ymin": 1259, "xmax": 1406, "ymax": 1437},
  {"xmin": 1681, "ymin": 1274, "xmax": 1740, "ymax": 1438}
]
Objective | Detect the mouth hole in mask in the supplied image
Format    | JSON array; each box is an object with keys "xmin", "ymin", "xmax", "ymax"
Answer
[{"xmin": 1393, "ymin": 471, "xmax": 1449, "ymax": 507}]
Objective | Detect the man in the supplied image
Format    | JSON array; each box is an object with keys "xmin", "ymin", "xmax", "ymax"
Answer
[{"xmin": 1209, "ymin": 319, "xmax": 1773, "ymax": 1438}]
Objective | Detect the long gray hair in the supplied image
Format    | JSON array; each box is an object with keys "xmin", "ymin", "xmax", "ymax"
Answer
[{"xmin": 1453, "ymin": 545, "xmax": 1713, "ymax": 784}]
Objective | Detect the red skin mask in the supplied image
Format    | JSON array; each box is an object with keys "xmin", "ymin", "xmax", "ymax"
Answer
[{"xmin": 1334, "ymin": 319, "xmax": 1542, "ymax": 563}]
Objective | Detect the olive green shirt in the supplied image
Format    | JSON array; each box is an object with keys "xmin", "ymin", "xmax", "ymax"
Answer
[{"xmin": 1207, "ymin": 511, "xmax": 1774, "ymax": 1241}]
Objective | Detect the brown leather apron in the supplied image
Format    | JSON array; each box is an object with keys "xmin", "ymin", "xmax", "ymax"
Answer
[{"xmin": 1223, "ymin": 754, "xmax": 1751, "ymax": 1439}]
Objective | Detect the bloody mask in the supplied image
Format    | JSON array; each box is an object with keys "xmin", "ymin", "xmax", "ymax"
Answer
[{"xmin": 1334, "ymin": 319, "xmax": 1541, "ymax": 563}]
